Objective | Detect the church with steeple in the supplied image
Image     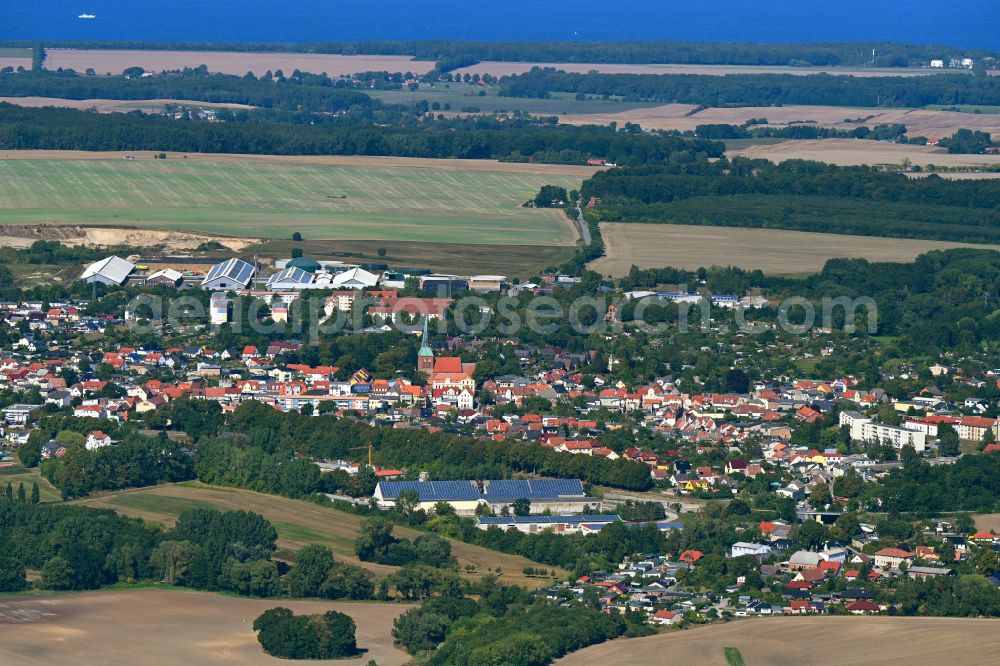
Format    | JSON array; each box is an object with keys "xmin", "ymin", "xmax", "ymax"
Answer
[{"xmin": 418, "ymin": 319, "xmax": 476, "ymax": 408}]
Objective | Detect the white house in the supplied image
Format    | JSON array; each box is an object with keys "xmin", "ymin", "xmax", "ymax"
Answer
[{"xmin": 85, "ymin": 431, "xmax": 112, "ymax": 450}]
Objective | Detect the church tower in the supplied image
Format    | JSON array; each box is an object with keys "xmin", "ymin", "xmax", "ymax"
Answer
[{"xmin": 418, "ymin": 318, "xmax": 435, "ymax": 375}]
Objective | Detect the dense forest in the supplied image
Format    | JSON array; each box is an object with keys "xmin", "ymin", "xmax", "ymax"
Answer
[
  {"xmin": 5, "ymin": 39, "xmax": 997, "ymax": 68},
  {"xmin": 581, "ymin": 158, "xmax": 1000, "ymax": 243},
  {"xmin": 0, "ymin": 104, "xmax": 723, "ymax": 164},
  {"xmin": 498, "ymin": 69, "xmax": 1000, "ymax": 108}
]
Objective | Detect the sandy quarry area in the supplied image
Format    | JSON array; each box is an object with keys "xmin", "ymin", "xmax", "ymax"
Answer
[
  {"xmin": 0, "ymin": 224, "xmax": 255, "ymax": 252},
  {"xmin": 0, "ymin": 589, "xmax": 414, "ymax": 666},
  {"xmin": 42, "ymin": 49, "xmax": 436, "ymax": 76},
  {"xmin": 558, "ymin": 615, "xmax": 1000, "ymax": 666},
  {"xmin": 730, "ymin": 138, "xmax": 1000, "ymax": 168},
  {"xmin": 454, "ymin": 62, "xmax": 954, "ymax": 77},
  {"xmin": 563, "ymin": 103, "xmax": 1000, "ymax": 142}
]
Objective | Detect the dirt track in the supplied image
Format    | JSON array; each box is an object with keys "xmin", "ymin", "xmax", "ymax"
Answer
[
  {"xmin": 0, "ymin": 589, "xmax": 413, "ymax": 666},
  {"xmin": 558, "ymin": 615, "xmax": 1000, "ymax": 666}
]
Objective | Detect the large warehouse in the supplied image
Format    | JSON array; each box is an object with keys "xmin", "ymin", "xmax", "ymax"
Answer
[
  {"xmin": 80, "ymin": 256, "xmax": 136, "ymax": 286},
  {"xmin": 373, "ymin": 478, "xmax": 595, "ymax": 515}
]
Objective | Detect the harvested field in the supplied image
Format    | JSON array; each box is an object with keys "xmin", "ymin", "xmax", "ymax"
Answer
[
  {"xmin": 0, "ymin": 96, "xmax": 255, "ymax": 114},
  {"xmin": 73, "ymin": 482, "xmax": 565, "ymax": 588},
  {"xmin": 42, "ymin": 49, "xmax": 435, "ymax": 76},
  {"xmin": 590, "ymin": 223, "xmax": 1000, "ymax": 277},
  {"xmin": 563, "ymin": 104, "xmax": 1000, "ymax": 141},
  {"xmin": 557, "ymin": 616, "xmax": 1000, "ymax": 666},
  {"xmin": 0, "ymin": 151, "xmax": 588, "ymax": 247},
  {"xmin": 0, "ymin": 589, "xmax": 413, "ymax": 666},
  {"xmin": 454, "ymin": 62, "xmax": 949, "ymax": 77},
  {"xmin": 730, "ymin": 138, "xmax": 1000, "ymax": 168},
  {"xmin": 0, "ymin": 57, "xmax": 31, "ymax": 71},
  {"xmin": 975, "ymin": 513, "xmax": 1000, "ymax": 532}
]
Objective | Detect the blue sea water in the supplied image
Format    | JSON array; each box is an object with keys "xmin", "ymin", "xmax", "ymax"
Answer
[{"xmin": 4, "ymin": 0, "xmax": 1000, "ymax": 48}]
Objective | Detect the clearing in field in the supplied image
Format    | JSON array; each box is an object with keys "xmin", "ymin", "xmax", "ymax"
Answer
[
  {"xmin": 0, "ymin": 152, "xmax": 588, "ymax": 246},
  {"xmin": 73, "ymin": 482, "xmax": 565, "ymax": 588},
  {"xmin": 0, "ymin": 589, "xmax": 413, "ymax": 666},
  {"xmin": 729, "ymin": 138, "xmax": 1000, "ymax": 169},
  {"xmin": 590, "ymin": 223, "xmax": 1000, "ymax": 277},
  {"xmin": 42, "ymin": 49, "xmax": 435, "ymax": 77},
  {"xmin": 556, "ymin": 616, "xmax": 1000, "ymax": 666}
]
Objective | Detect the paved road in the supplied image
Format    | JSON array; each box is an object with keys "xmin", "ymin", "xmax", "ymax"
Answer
[{"xmin": 575, "ymin": 199, "xmax": 592, "ymax": 246}]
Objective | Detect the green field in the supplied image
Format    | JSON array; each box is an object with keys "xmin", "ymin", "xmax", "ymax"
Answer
[
  {"xmin": 0, "ymin": 465, "xmax": 62, "ymax": 502},
  {"xmin": 0, "ymin": 156, "xmax": 583, "ymax": 245}
]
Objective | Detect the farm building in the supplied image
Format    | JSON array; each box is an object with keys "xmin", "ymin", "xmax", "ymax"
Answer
[
  {"xmin": 330, "ymin": 267, "xmax": 379, "ymax": 290},
  {"xmin": 80, "ymin": 256, "xmax": 136, "ymax": 286},
  {"xmin": 476, "ymin": 514, "xmax": 621, "ymax": 534},
  {"xmin": 373, "ymin": 478, "xmax": 591, "ymax": 515},
  {"xmin": 144, "ymin": 268, "xmax": 184, "ymax": 287},
  {"xmin": 201, "ymin": 258, "xmax": 255, "ymax": 290},
  {"xmin": 469, "ymin": 275, "xmax": 509, "ymax": 293}
]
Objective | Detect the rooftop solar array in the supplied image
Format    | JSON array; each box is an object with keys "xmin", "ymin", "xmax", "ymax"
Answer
[
  {"xmin": 203, "ymin": 258, "xmax": 255, "ymax": 286},
  {"xmin": 377, "ymin": 478, "xmax": 585, "ymax": 501},
  {"xmin": 483, "ymin": 479, "xmax": 585, "ymax": 500},
  {"xmin": 266, "ymin": 267, "xmax": 313, "ymax": 287},
  {"xmin": 478, "ymin": 515, "xmax": 620, "ymax": 525},
  {"xmin": 378, "ymin": 480, "xmax": 481, "ymax": 501}
]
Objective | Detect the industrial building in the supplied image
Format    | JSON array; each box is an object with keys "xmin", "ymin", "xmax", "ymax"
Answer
[
  {"xmin": 373, "ymin": 478, "xmax": 593, "ymax": 515},
  {"xmin": 476, "ymin": 514, "xmax": 620, "ymax": 534},
  {"xmin": 80, "ymin": 256, "xmax": 136, "ymax": 286},
  {"xmin": 201, "ymin": 258, "xmax": 256, "ymax": 290}
]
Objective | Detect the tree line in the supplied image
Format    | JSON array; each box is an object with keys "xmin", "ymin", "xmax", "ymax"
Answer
[
  {"xmin": 0, "ymin": 70, "xmax": 373, "ymax": 113},
  {"xmin": 0, "ymin": 104, "xmax": 723, "ymax": 165},
  {"xmin": 7, "ymin": 39, "xmax": 997, "ymax": 68},
  {"xmin": 581, "ymin": 158, "xmax": 1000, "ymax": 243},
  {"xmin": 498, "ymin": 69, "xmax": 1000, "ymax": 108}
]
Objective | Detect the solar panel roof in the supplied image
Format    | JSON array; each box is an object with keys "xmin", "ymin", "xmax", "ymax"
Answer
[
  {"xmin": 203, "ymin": 258, "xmax": 255, "ymax": 286},
  {"xmin": 377, "ymin": 478, "xmax": 585, "ymax": 502},
  {"xmin": 266, "ymin": 267, "xmax": 313, "ymax": 287}
]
